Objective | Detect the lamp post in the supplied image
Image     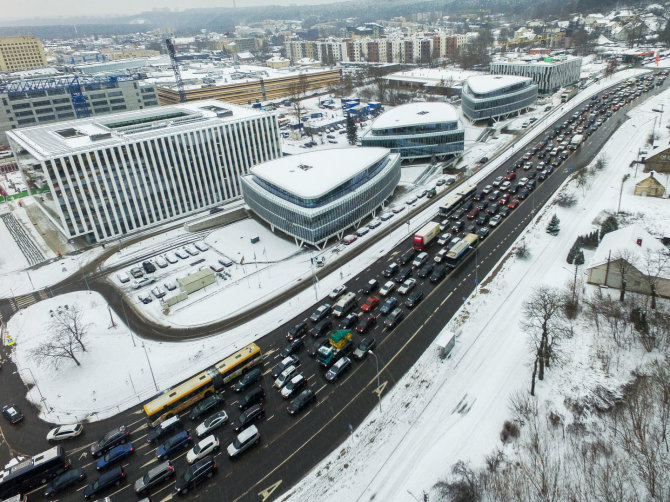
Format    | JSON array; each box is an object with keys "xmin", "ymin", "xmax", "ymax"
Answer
[
  {"xmin": 368, "ymin": 350, "xmax": 382, "ymax": 413},
  {"xmin": 16, "ymin": 367, "xmax": 44, "ymax": 403},
  {"xmin": 142, "ymin": 342, "xmax": 159, "ymax": 392}
]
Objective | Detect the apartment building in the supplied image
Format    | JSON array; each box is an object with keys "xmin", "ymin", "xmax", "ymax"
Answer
[{"xmin": 0, "ymin": 36, "xmax": 47, "ymax": 72}]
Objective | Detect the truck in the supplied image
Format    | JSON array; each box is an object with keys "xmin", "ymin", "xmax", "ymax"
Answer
[
  {"xmin": 444, "ymin": 233, "xmax": 479, "ymax": 269},
  {"xmin": 569, "ymin": 134, "xmax": 584, "ymax": 149},
  {"xmin": 413, "ymin": 222, "xmax": 441, "ymax": 251},
  {"xmin": 332, "ymin": 292, "xmax": 357, "ymax": 318},
  {"xmin": 316, "ymin": 330, "xmax": 354, "ymax": 367},
  {"xmin": 561, "ymin": 86, "xmax": 579, "ymax": 103}
]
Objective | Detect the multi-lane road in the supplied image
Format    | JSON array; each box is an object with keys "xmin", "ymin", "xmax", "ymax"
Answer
[{"xmin": 0, "ymin": 73, "xmax": 667, "ymax": 502}]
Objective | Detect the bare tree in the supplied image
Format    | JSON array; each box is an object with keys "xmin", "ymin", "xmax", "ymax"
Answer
[
  {"xmin": 642, "ymin": 249, "xmax": 670, "ymax": 310},
  {"xmin": 289, "ymin": 73, "xmax": 309, "ymax": 124},
  {"xmin": 31, "ymin": 328, "xmax": 83, "ymax": 367},
  {"xmin": 48, "ymin": 304, "xmax": 89, "ymax": 352}
]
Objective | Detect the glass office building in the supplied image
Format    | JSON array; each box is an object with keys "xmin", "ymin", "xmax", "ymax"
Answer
[
  {"xmin": 241, "ymin": 147, "xmax": 401, "ymax": 248},
  {"xmin": 361, "ymin": 102, "xmax": 464, "ymax": 161},
  {"xmin": 461, "ymin": 75, "xmax": 538, "ymax": 122}
]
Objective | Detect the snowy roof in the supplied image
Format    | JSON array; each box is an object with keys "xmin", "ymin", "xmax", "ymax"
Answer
[
  {"xmin": 492, "ymin": 55, "xmax": 582, "ymax": 67},
  {"xmin": 370, "ymin": 102, "xmax": 460, "ymax": 130},
  {"xmin": 250, "ymin": 147, "xmax": 391, "ymax": 199},
  {"xmin": 588, "ymin": 225, "xmax": 669, "ymax": 277},
  {"xmin": 645, "ymin": 144, "xmax": 669, "ymax": 160},
  {"xmin": 465, "ymin": 75, "xmax": 533, "ymax": 94}
]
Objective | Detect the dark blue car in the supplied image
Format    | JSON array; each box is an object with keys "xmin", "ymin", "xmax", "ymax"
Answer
[
  {"xmin": 156, "ymin": 430, "xmax": 192, "ymax": 460},
  {"xmin": 379, "ymin": 297, "xmax": 398, "ymax": 315},
  {"xmin": 96, "ymin": 443, "xmax": 134, "ymax": 470}
]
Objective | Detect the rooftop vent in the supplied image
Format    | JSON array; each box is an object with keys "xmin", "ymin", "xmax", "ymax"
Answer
[
  {"xmin": 55, "ymin": 127, "xmax": 84, "ymax": 139},
  {"xmin": 297, "ymin": 163, "xmax": 313, "ymax": 171}
]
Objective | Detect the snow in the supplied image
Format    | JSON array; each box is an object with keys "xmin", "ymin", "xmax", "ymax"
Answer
[
  {"xmin": 368, "ymin": 102, "xmax": 460, "ymax": 129},
  {"xmin": 589, "ymin": 224, "xmax": 669, "ymax": 274},
  {"xmin": 466, "ymin": 74, "xmax": 533, "ymax": 95}
]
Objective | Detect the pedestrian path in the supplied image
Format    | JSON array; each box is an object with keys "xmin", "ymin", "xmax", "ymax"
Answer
[{"xmin": 0, "ymin": 213, "xmax": 45, "ymax": 266}]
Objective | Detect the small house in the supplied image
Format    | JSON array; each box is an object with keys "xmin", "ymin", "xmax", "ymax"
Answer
[
  {"xmin": 643, "ymin": 145, "xmax": 670, "ymax": 173},
  {"xmin": 634, "ymin": 172, "xmax": 665, "ymax": 197}
]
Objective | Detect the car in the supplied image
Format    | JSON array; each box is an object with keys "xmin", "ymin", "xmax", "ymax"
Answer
[
  {"xmin": 328, "ymin": 285, "xmax": 347, "ymax": 300},
  {"xmin": 91, "ymin": 425, "xmax": 130, "ymax": 457},
  {"xmin": 325, "ymin": 356, "xmax": 352, "ymax": 382},
  {"xmin": 398, "ymin": 278, "xmax": 417, "ymax": 295},
  {"xmin": 157, "ymin": 430, "xmax": 192, "ymax": 460},
  {"xmin": 451, "ymin": 220, "xmax": 465, "ymax": 233},
  {"xmin": 405, "ymin": 290, "xmax": 424, "ymax": 308},
  {"xmin": 380, "ymin": 296, "xmax": 399, "ymax": 315},
  {"xmin": 500, "ymin": 181, "xmax": 511, "ymax": 191},
  {"xmin": 287, "ymin": 321, "xmax": 309, "ymax": 341},
  {"xmin": 146, "ymin": 416, "xmax": 183, "ymax": 444},
  {"xmin": 363, "ymin": 278, "xmax": 379, "ymax": 293},
  {"xmin": 311, "ymin": 318, "xmax": 332, "ymax": 338},
  {"xmin": 353, "ymin": 337, "xmax": 377, "ymax": 360},
  {"xmin": 476, "ymin": 200, "xmax": 489, "ymax": 211},
  {"xmin": 473, "ymin": 191, "xmax": 485, "ymax": 201},
  {"xmin": 186, "ymin": 435, "xmax": 220, "ymax": 464},
  {"xmin": 434, "ymin": 249, "xmax": 448, "ymax": 263},
  {"xmin": 280, "ymin": 337, "xmax": 304, "ymax": 357},
  {"xmin": 499, "ymin": 193, "xmax": 510, "ymax": 205},
  {"xmin": 466, "ymin": 207, "xmax": 479, "ymax": 219},
  {"xmin": 382, "ymin": 262, "xmax": 399, "ymax": 278},
  {"xmin": 117, "ymin": 272, "xmax": 130, "ymax": 283},
  {"xmin": 518, "ymin": 188, "xmax": 529, "ymax": 199},
  {"xmin": 356, "ymin": 314, "xmax": 377, "ymax": 334},
  {"xmin": 367, "ymin": 218, "xmax": 382, "ymax": 229},
  {"xmin": 287, "ymin": 389, "xmax": 316, "ymax": 415},
  {"xmin": 227, "ymin": 425, "xmax": 261, "ymax": 458},
  {"xmin": 477, "ymin": 227, "xmax": 490, "ymax": 240},
  {"xmin": 437, "ymin": 232, "xmax": 453, "ymax": 246},
  {"xmin": 504, "ymin": 171, "xmax": 517, "ymax": 181},
  {"xmin": 83, "ymin": 466, "xmax": 126, "ymax": 499},
  {"xmin": 238, "ymin": 387, "xmax": 266, "ymax": 412},
  {"xmin": 44, "ymin": 467, "xmax": 86, "ymax": 497},
  {"xmin": 274, "ymin": 365, "xmax": 298, "ymax": 389},
  {"xmin": 188, "ymin": 394, "xmax": 224, "ymax": 421},
  {"xmin": 339, "ymin": 312, "xmax": 359, "ymax": 329},
  {"xmin": 130, "ymin": 266, "xmax": 144, "ymax": 279},
  {"xmin": 210, "ymin": 263, "xmax": 225, "ymax": 272},
  {"xmin": 475, "ymin": 214, "xmax": 488, "ymax": 226},
  {"xmin": 195, "ymin": 410, "xmax": 229, "ymax": 437},
  {"xmin": 405, "ymin": 196, "xmax": 418, "ymax": 205},
  {"xmin": 384, "ymin": 307, "xmax": 405, "ymax": 329},
  {"xmin": 508, "ymin": 199, "xmax": 520, "ymax": 210},
  {"xmin": 392, "ymin": 206, "xmax": 405, "ymax": 214},
  {"xmin": 379, "ymin": 212, "xmax": 394, "ymax": 221},
  {"xmin": 155, "ymin": 256, "xmax": 168, "ymax": 268},
  {"xmin": 488, "ymin": 190, "xmax": 501, "ymax": 202},
  {"xmin": 280, "ymin": 372, "xmax": 308, "ymax": 399},
  {"xmin": 310, "ymin": 303, "xmax": 332, "ymax": 323},
  {"xmin": 47, "ymin": 423, "xmax": 83, "ymax": 442},
  {"xmin": 218, "ymin": 257, "xmax": 233, "ymax": 267},
  {"xmin": 134, "ymin": 460, "xmax": 175, "ymax": 496},
  {"xmin": 396, "ymin": 265, "xmax": 412, "ymax": 282},
  {"xmin": 489, "ymin": 214, "xmax": 503, "ymax": 227},
  {"xmin": 96, "ymin": 443, "xmax": 134, "ymax": 470},
  {"xmin": 436, "ymin": 178, "xmax": 447, "ymax": 186},
  {"xmin": 342, "ymin": 234, "xmax": 357, "ymax": 245},
  {"xmin": 271, "ymin": 355, "xmax": 299, "ymax": 379},
  {"xmin": 174, "ymin": 455, "xmax": 217, "ymax": 495},
  {"xmin": 174, "ymin": 249, "xmax": 189, "ymax": 260},
  {"xmin": 143, "ymin": 261, "xmax": 156, "ymax": 274},
  {"xmin": 418, "ymin": 263, "xmax": 434, "ymax": 278},
  {"xmin": 355, "ymin": 227, "xmax": 370, "ymax": 237},
  {"xmin": 479, "ymin": 156, "xmax": 489, "ymax": 164},
  {"xmin": 447, "ymin": 237, "xmax": 462, "ymax": 250},
  {"xmin": 233, "ymin": 367, "xmax": 262, "ymax": 392},
  {"xmin": 379, "ymin": 281, "xmax": 396, "ymax": 296},
  {"xmin": 492, "ymin": 176, "xmax": 504, "ymax": 186},
  {"xmin": 429, "ymin": 265, "xmax": 447, "ymax": 284}
]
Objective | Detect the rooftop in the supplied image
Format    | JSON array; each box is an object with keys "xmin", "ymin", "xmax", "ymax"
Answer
[
  {"xmin": 250, "ymin": 147, "xmax": 391, "ymax": 199},
  {"xmin": 491, "ymin": 55, "xmax": 582, "ymax": 67},
  {"xmin": 466, "ymin": 75, "xmax": 533, "ymax": 95},
  {"xmin": 369, "ymin": 102, "xmax": 460, "ymax": 130},
  {"xmin": 8, "ymin": 100, "xmax": 266, "ymax": 160}
]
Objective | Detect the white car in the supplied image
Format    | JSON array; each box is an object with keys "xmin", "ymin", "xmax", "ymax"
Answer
[
  {"xmin": 367, "ymin": 219, "xmax": 382, "ymax": 229},
  {"xmin": 492, "ymin": 176, "xmax": 504, "ymax": 186},
  {"xmin": 164, "ymin": 252, "xmax": 179, "ymax": 264},
  {"xmin": 518, "ymin": 177, "xmax": 529, "ymax": 186},
  {"xmin": 329, "ymin": 285, "xmax": 347, "ymax": 300},
  {"xmin": 47, "ymin": 423, "xmax": 83, "ymax": 442},
  {"xmin": 379, "ymin": 281, "xmax": 396, "ymax": 296},
  {"xmin": 489, "ymin": 214, "xmax": 503, "ymax": 227},
  {"xmin": 186, "ymin": 434, "xmax": 220, "ymax": 464},
  {"xmin": 195, "ymin": 411, "xmax": 228, "ymax": 438},
  {"xmin": 355, "ymin": 227, "xmax": 370, "ymax": 237},
  {"xmin": 398, "ymin": 278, "xmax": 417, "ymax": 295},
  {"xmin": 154, "ymin": 256, "xmax": 168, "ymax": 268},
  {"xmin": 500, "ymin": 181, "xmax": 511, "ymax": 191},
  {"xmin": 482, "ymin": 185, "xmax": 493, "ymax": 194}
]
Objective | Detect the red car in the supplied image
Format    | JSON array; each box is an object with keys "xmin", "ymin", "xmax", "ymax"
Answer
[
  {"xmin": 508, "ymin": 199, "xmax": 520, "ymax": 210},
  {"xmin": 466, "ymin": 207, "xmax": 479, "ymax": 219},
  {"xmin": 504, "ymin": 171, "xmax": 516, "ymax": 181},
  {"xmin": 361, "ymin": 296, "xmax": 380, "ymax": 312},
  {"xmin": 499, "ymin": 193, "xmax": 510, "ymax": 205},
  {"xmin": 356, "ymin": 314, "xmax": 377, "ymax": 333}
]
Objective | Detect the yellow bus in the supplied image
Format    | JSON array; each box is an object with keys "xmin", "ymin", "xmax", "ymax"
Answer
[{"xmin": 143, "ymin": 343, "xmax": 262, "ymax": 426}]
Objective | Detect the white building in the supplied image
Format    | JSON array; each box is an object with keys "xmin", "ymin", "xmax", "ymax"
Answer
[
  {"xmin": 489, "ymin": 55, "xmax": 582, "ymax": 93},
  {"xmin": 461, "ymin": 75, "xmax": 538, "ymax": 122},
  {"xmin": 7, "ymin": 100, "xmax": 281, "ymax": 243}
]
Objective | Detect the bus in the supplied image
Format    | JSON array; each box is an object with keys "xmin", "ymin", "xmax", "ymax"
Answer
[
  {"xmin": 0, "ymin": 446, "xmax": 69, "ymax": 499},
  {"xmin": 444, "ymin": 233, "xmax": 479, "ymax": 269},
  {"xmin": 438, "ymin": 184, "xmax": 477, "ymax": 217},
  {"xmin": 143, "ymin": 343, "xmax": 262, "ymax": 426}
]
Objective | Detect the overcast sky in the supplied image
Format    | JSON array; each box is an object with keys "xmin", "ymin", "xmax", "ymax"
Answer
[{"xmin": 6, "ymin": 0, "xmax": 339, "ymax": 20}]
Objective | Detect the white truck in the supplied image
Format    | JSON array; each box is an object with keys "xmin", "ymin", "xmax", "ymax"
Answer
[{"xmin": 569, "ymin": 134, "xmax": 584, "ymax": 150}]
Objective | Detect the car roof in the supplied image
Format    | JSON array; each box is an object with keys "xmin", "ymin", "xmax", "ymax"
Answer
[{"xmin": 237, "ymin": 425, "xmax": 259, "ymax": 442}]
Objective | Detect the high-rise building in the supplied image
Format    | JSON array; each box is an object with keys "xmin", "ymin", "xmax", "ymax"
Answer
[
  {"xmin": 461, "ymin": 75, "xmax": 538, "ymax": 122},
  {"xmin": 489, "ymin": 56, "xmax": 582, "ymax": 93},
  {"xmin": 0, "ymin": 36, "xmax": 47, "ymax": 72},
  {"xmin": 7, "ymin": 101, "xmax": 280, "ymax": 242}
]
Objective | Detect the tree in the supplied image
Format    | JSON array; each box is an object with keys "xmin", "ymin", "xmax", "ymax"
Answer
[
  {"xmin": 366, "ymin": 65, "xmax": 391, "ymax": 103},
  {"xmin": 595, "ymin": 155, "xmax": 608, "ymax": 170},
  {"xmin": 48, "ymin": 304, "xmax": 88, "ymax": 352},
  {"xmin": 346, "ymin": 112, "xmax": 358, "ymax": 145},
  {"xmin": 31, "ymin": 305, "xmax": 90, "ymax": 368},
  {"xmin": 546, "ymin": 214, "xmax": 560, "ymax": 236},
  {"xmin": 600, "ymin": 215, "xmax": 618, "ymax": 240},
  {"xmin": 288, "ymin": 73, "xmax": 309, "ymax": 124},
  {"xmin": 614, "ymin": 249, "xmax": 635, "ymax": 302},
  {"xmin": 567, "ymin": 248, "xmax": 585, "ymax": 306},
  {"xmin": 642, "ymin": 248, "xmax": 670, "ymax": 310}
]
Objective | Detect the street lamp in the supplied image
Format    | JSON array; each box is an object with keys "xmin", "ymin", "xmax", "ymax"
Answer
[
  {"xmin": 368, "ymin": 350, "xmax": 382, "ymax": 413},
  {"xmin": 142, "ymin": 342, "xmax": 159, "ymax": 392},
  {"xmin": 15, "ymin": 367, "xmax": 45, "ymax": 403}
]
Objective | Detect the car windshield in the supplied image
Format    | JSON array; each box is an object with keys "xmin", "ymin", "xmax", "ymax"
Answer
[
  {"xmin": 193, "ymin": 444, "xmax": 202, "ymax": 455},
  {"xmin": 233, "ymin": 438, "xmax": 243, "ymax": 449},
  {"xmin": 183, "ymin": 470, "xmax": 193, "ymax": 482}
]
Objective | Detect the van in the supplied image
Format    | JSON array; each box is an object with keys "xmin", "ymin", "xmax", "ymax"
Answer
[
  {"xmin": 412, "ymin": 252, "xmax": 429, "ymax": 268},
  {"xmin": 226, "ymin": 425, "xmax": 260, "ymax": 458},
  {"xmin": 218, "ymin": 257, "xmax": 233, "ymax": 267}
]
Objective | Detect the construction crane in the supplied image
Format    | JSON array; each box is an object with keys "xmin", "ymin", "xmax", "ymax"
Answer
[{"xmin": 165, "ymin": 38, "xmax": 186, "ymax": 103}]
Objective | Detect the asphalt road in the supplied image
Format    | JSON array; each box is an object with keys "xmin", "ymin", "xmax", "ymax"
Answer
[{"xmin": 0, "ymin": 73, "xmax": 667, "ymax": 502}]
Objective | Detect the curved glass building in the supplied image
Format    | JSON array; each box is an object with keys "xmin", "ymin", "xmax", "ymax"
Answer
[
  {"xmin": 361, "ymin": 102, "xmax": 464, "ymax": 161},
  {"xmin": 461, "ymin": 75, "xmax": 538, "ymax": 122},
  {"xmin": 241, "ymin": 147, "xmax": 401, "ymax": 248}
]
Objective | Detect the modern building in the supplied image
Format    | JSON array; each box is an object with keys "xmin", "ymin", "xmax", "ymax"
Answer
[
  {"xmin": 0, "ymin": 75, "xmax": 159, "ymax": 145},
  {"xmin": 489, "ymin": 56, "xmax": 582, "ymax": 93},
  {"xmin": 461, "ymin": 75, "xmax": 538, "ymax": 122},
  {"xmin": 361, "ymin": 102, "xmax": 464, "ymax": 161},
  {"xmin": 241, "ymin": 147, "xmax": 401, "ymax": 248},
  {"xmin": 0, "ymin": 36, "xmax": 47, "ymax": 72},
  {"xmin": 7, "ymin": 100, "xmax": 281, "ymax": 243}
]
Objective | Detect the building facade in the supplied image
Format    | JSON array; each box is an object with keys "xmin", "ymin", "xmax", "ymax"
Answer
[
  {"xmin": 7, "ymin": 101, "xmax": 280, "ymax": 242},
  {"xmin": 0, "ymin": 36, "xmax": 47, "ymax": 72},
  {"xmin": 0, "ymin": 76, "xmax": 159, "ymax": 145},
  {"xmin": 489, "ymin": 56, "xmax": 582, "ymax": 93},
  {"xmin": 643, "ymin": 145, "xmax": 670, "ymax": 173},
  {"xmin": 461, "ymin": 75, "xmax": 538, "ymax": 122},
  {"xmin": 241, "ymin": 147, "xmax": 401, "ymax": 247},
  {"xmin": 361, "ymin": 102, "xmax": 464, "ymax": 161}
]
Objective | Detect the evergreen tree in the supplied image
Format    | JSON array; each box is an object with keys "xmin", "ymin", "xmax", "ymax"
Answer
[
  {"xmin": 346, "ymin": 112, "xmax": 358, "ymax": 146},
  {"xmin": 546, "ymin": 215, "xmax": 560, "ymax": 236},
  {"xmin": 600, "ymin": 215, "xmax": 618, "ymax": 240}
]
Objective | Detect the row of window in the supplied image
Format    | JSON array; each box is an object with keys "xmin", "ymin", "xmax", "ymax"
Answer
[
  {"xmin": 369, "ymin": 121, "xmax": 459, "ymax": 136},
  {"xmin": 464, "ymin": 80, "xmax": 533, "ymax": 99}
]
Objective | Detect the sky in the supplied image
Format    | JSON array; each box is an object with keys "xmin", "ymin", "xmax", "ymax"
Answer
[{"xmin": 5, "ymin": 0, "xmax": 340, "ymax": 21}]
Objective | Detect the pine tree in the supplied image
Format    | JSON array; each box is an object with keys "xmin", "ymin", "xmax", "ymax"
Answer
[
  {"xmin": 600, "ymin": 215, "xmax": 618, "ymax": 240},
  {"xmin": 546, "ymin": 214, "xmax": 560, "ymax": 236},
  {"xmin": 346, "ymin": 112, "xmax": 358, "ymax": 145}
]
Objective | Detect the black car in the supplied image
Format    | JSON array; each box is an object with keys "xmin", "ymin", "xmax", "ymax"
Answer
[
  {"xmin": 280, "ymin": 337, "xmax": 304, "ymax": 357},
  {"xmin": 363, "ymin": 278, "xmax": 379, "ymax": 293},
  {"xmin": 142, "ymin": 261, "xmax": 156, "ymax": 274},
  {"xmin": 418, "ymin": 263, "xmax": 433, "ymax": 279},
  {"xmin": 156, "ymin": 430, "xmax": 192, "ymax": 459},
  {"xmin": 2, "ymin": 404, "xmax": 23, "ymax": 424},
  {"xmin": 473, "ymin": 191, "xmax": 484, "ymax": 201},
  {"xmin": 91, "ymin": 425, "xmax": 130, "ymax": 457},
  {"xmin": 451, "ymin": 220, "xmax": 465, "ymax": 233},
  {"xmin": 311, "ymin": 318, "xmax": 332, "ymax": 338},
  {"xmin": 174, "ymin": 455, "xmax": 217, "ymax": 495},
  {"xmin": 382, "ymin": 262, "xmax": 399, "ymax": 278},
  {"xmin": 83, "ymin": 466, "xmax": 126, "ymax": 499},
  {"xmin": 384, "ymin": 307, "xmax": 405, "ymax": 329},
  {"xmin": 271, "ymin": 355, "xmax": 299, "ymax": 379},
  {"xmin": 486, "ymin": 203, "xmax": 500, "ymax": 216},
  {"xmin": 399, "ymin": 249, "xmax": 416, "ymax": 265},
  {"xmin": 396, "ymin": 266, "xmax": 412, "ymax": 283},
  {"xmin": 233, "ymin": 367, "xmax": 262, "ymax": 392},
  {"xmin": 44, "ymin": 467, "xmax": 86, "ymax": 497},
  {"xmin": 429, "ymin": 265, "xmax": 447, "ymax": 284},
  {"xmin": 147, "ymin": 416, "xmax": 183, "ymax": 444},
  {"xmin": 475, "ymin": 214, "xmax": 488, "ymax": 226},
  {"xmin": 476, "ymin": 200, "xmax": 488, "ymax": 211},
  {"xmin": 233, "ymin": 404, "xmax": 265, "ymax": 432},
  {"xmin": 477, "ymin": 227, "xmax": 490, "ymax": 240},
  {"xmin": 380, "ymin": 296, "xmax": 398, "ymax": 315},
  {"xmin": 188, "ymin": 394, "xmax": 224, "ymax": 421},
  {"xmin": 352, "ymin": 337, "xmax": 376, "ymax": 360},
  {"xmin": 405, "ymin": 290, "xmax": 424, "ymax": 308},
  {"xmin": 287, "ymin": 389, "xmax": 316, "ymax": 415},
  {"xmin": 286, "ymin": 321, "xmax": 309, "ymax": 341},
  {"xmin": 239, "ymin": 386, "xmax": 265, "ymax": 410},
  {"xmin": 134, "ymin": 460, "xmax": 175, "ymax": 497},
  {"xmin": 339, "ymin": 312, "xmax": 358, "ymax": 329},
  {"xmin": 517, "ymin": 188, "xmax": 529, "ymax": 200}
]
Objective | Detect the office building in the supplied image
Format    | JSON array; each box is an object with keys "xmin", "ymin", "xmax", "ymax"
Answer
[
  {"xmin": 7, "ymin": 101, "xmax": 280, "ymax": 242},
  {"xmin": 461, "ymin": 75, "xmax": 538, "ymax": 122},
  {"xmin": 489, "ymin": 56, "xmax": 582, "ymax": 93},
  {"xmin": 0, "ymin": 36, "xmax": 47, "ymax": 72}
]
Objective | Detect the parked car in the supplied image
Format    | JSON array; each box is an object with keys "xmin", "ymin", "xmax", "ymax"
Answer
[
  {"xmin": 325, "ymin": 357, "xmax": 352, "ymax": 382},
  {"xmin": 83, "ymin": 466, "xmax": 126, "ymax": 499},
  {"xmin": 156, "ymin": 430, "xmax": 193, "ymax": 460},
  {"xmin": 188, "ymin": 394, "xmax": 224, "ymax": 421},
  {"xmin": 186, "ymin": 435, "xmax": 220, "ymax": 464},
  {"xmin": 352, "ymin": 337, "xmax": 376, "ymax": 360},
  {"xmin": 195, "ymin": 411, "xmax": 228, "ymax": 438},
  {"xmin": 174, "ymin": 456, "xmax": 216, "ymax": 495},
  {"xmin": 134, "ymin": 460, "xmax": 175, "ymax": 497},
  {"xmin": 47, "ymin": 423, "xmax": 83, "ymax": 442}
]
